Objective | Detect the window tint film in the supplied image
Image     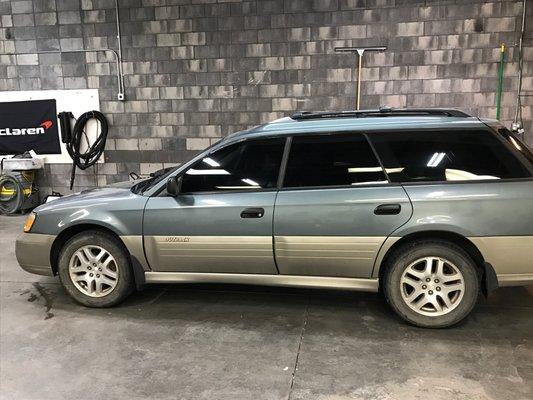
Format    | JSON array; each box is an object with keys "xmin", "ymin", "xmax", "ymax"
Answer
[
  {"xmin": 283, "ymin": 134, "xmax": 387, "ymax": 188},
  {"xmin": 370, "ymin": 130, "xmax": 531, "ymax": 183},
  {"xmin": 181, "ymin": 138, "xmax": 285, "ymax": 193}
]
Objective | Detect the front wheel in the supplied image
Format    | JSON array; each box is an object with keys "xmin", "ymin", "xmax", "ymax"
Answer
[
  {"xmin": 58, "ymin": 230, "xmax": 134, "ymax": 307},
  {"xmin": 383, "ymin": 241, "xmax": 480, "ymax": 328}
]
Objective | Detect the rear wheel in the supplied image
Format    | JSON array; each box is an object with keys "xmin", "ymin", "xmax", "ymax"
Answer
[
  {"xmin": 58, "ymin": 230, "xmax": 134, "ymax": 307},
  {"xmin": 383, "ymin": 241, "xmax": 480, "ymax": 328}
]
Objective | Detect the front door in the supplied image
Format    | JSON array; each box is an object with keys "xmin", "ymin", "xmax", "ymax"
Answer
[
  {"xmin": 273, "ymin": 133, "xmax": 412, "ymax": 278},
  {"xmin": 144, "ymin": 137, "xmax": 286, "ymax": 274}
]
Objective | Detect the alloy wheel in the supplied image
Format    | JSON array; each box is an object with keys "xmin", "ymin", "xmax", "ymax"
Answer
[
  {"xmin": 68, "ymin": 245, "xmax": 119, "ymax": 297},
  {"xmin": 400, "ymin": 256, "xmax": 465, "ymax": 317}
]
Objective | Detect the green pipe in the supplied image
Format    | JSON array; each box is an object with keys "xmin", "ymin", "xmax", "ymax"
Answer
[{"xmin": 496, "ymin": 43, "xmax": 505, "ymax": 120}]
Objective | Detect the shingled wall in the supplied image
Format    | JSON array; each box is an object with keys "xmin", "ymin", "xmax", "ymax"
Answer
[{"xmin": 0, "ymin": 0, "xmax": 531, "ymax": 195}]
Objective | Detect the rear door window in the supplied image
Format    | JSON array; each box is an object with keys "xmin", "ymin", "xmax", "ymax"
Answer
[
  {"xmin": 283, "ymin": 134, "xmax": 387, "ymax": 188},
  {"xmin": 369, "ymin": 130, "xmax": 531, "ymax": 182}
]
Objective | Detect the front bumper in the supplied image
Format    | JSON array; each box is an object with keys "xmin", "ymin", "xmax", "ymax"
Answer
[{"xmin": 15, "ymin": 233, "xmax": 56, "ymax": 276}]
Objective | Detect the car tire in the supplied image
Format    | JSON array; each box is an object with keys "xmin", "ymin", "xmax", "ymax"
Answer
[
  {"xmin": 383, "ymin": 240, "xmax": 480, "ymax": 328},
  {"xmin": 58, "ymin": 230, "xmax": 134, "ymax": 307}
]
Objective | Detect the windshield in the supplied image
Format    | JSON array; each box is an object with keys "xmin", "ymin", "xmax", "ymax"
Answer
[{"xmin": 130, "ymin": 167, "xmax": 176, "ymax": 194}]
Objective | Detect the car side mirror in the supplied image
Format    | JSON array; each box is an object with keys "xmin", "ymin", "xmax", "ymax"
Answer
[{"xmin": 166, "ymin": 176, "xmax": 182, "ymax": 196}]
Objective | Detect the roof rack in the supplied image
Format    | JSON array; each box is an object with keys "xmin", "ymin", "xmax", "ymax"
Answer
[{"xmin": 290, "ymin": 108, "xmax": 471, "ymax": 120}]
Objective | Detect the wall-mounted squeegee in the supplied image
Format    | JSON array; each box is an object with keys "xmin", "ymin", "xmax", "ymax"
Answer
[{"xmin": 334, "ymin": 46, "xmax": 387, "ymax": 110}]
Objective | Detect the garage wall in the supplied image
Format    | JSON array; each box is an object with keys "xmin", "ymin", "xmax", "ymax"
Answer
[{"xmin": 0, "ymin": 0, "xmax": 532, "ymax": 195}]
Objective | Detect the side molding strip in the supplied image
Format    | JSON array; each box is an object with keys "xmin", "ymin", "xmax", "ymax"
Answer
[
  {"xmin": 497, "ymin": 274, "xmax": 533, "ymax": 287},
  {"xmin": 145, "ymin": 272, "xmax": 379, "ymax": 292}
]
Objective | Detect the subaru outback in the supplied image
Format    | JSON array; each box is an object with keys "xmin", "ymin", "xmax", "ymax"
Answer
[{"xmin": 16, "ymin": 108, "xmax": 533, "ymax": 328}]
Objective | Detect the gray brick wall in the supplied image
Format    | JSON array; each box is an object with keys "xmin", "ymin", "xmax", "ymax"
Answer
[{"xmin": 0, "ymin": 0, "xmax": 532, "ymax": 195}]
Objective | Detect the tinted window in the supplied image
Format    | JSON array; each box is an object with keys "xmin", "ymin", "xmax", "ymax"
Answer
[
  {"xmin": 498, "ymin": 128, "xmax": 533, "ymax": 166},
  {"xmin": 181, "ymin": 138, "xmax": 285, "ymax": 193},
  {"xmin": 370, "ymin": 130, "xmax": 531, "ymax": 182},
  {"xmin": 283, "ymin": 134, "xmax": 387, "ymax": 188}
]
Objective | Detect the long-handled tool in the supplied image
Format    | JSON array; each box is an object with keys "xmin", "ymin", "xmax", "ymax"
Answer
[
  {"xmin": 495, "ymin": 43, "xmax": 506, "ymax": 120},
  {"xmin": 334, "ymin": 46, "xmax": 387, "ymax": 110}
]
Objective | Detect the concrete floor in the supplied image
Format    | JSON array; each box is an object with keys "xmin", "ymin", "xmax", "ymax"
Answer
[{"xmin": 1, "ymin": 215, "xmax": 532, "ymax": 400}]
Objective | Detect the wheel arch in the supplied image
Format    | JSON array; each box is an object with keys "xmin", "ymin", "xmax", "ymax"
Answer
[
  {"xmin": 50, "ymin": 223, "xmax": 124, "ymax": 275},
  {"xmin": 375, "ymin": 230, "xmax": 497, "ymax": 294},
  {"xmin": 49, "ymin": 223, "xmax": 146, "ymax": 290}
]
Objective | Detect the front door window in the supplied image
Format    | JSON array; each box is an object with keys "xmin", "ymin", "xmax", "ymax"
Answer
[{"xmin": 181, "ymin": 138, "xmax": 286, "ymax": 193}]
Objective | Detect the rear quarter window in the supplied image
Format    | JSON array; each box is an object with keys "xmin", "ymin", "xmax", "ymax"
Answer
[
  {"xmin": 369, "ymin": 129, "xmax": 532, "ymax": 183},
  {"xmin": 497, "ymin": 128, "xmax": 533, "ymax": 166}
]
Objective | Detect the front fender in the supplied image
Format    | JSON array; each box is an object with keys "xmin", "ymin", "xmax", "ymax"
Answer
[{"xmin": 31, "ymin": 189, "xmax": 148, "ymax": 236}]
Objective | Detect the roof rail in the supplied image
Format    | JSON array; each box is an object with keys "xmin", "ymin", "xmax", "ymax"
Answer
[{"xmin": 290, "ymin": 108, "xmax": 471, "ymax": 120}]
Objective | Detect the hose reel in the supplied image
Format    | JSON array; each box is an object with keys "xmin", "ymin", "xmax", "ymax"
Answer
[{"xmin": 0, "ymin": 170, "xmax": 39, "ymax": 215}]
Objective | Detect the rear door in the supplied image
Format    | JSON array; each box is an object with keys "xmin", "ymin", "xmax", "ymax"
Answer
[
  {"xmin": 143, "ymin": 137, "xmax": 286, "ymax": 274},
  {"xmin": 369, "ymin": 128, "xmax": 533, "ymax": 278},
  {"xmin": 273, "ymin": 133, "xmax": 412, "ymax": 278}
]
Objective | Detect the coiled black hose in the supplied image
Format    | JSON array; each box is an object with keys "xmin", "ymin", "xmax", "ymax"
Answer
[
  {"xmin": 0, "ymin": 175, "xmax": 24, "ymax": 215},
  {"xmin": 66, "ymin": 111, "xmax": 108, "ymax": 190}
]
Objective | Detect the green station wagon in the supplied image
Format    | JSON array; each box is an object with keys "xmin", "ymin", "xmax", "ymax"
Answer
[{"xmin": 16, "ymin": 108, "xmax": 533, "ymax": 328}]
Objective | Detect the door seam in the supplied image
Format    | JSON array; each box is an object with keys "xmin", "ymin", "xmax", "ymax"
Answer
[
  {"xmin": 140, "ymin": 198, "xmax": 154, "ymax": 271},
  {"xmin": 272, "ymin": 189, "xmax": 281, "ymax": 274},
  {"xmin": 370, "ymin": 184, "xmax": 414, "ymax": 277}
]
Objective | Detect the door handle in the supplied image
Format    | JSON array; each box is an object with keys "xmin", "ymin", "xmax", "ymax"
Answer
[
  {"xmin": 374, "ymin": 204, "xmax": 401, "ymax": 215},
  {"xmin": 240, "ymin": 207, "xmax": 265, "ymax": 218}
]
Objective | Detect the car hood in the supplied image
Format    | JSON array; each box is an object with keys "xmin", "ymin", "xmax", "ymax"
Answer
[{"xmin": 34, "ymin": 182, "xmax": 145, "ymax": 213}]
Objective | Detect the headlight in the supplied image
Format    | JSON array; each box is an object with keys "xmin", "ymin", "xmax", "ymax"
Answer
[{"xmin": 23, "ymin": 212, "xmax": 36, "ymax": 233}]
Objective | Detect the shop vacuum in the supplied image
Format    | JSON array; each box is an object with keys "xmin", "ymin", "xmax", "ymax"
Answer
[{"xmin": 0, "ymin": 152, "xmax": 42, "ymax": 215}]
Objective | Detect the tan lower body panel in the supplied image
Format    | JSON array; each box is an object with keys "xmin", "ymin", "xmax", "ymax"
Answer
[
  {"xmin": 144, "ymin": 235, "xmax": 277, "ymax": 274},
  {"xmin": 15, "ymin": 233, "xmax": 55, "ymax": 276},
  {"xmin": 120, "ymin": 235, "xmax": 150, "ymax": 271},
  {"xmin": 469, "ymin": 236, "xmax": 533, "ymax": 277},
  {"xmin": 145, "ymin": 272, "xmax": 379, "ymax": 292},
  {"xmin": 371, "ymin": 236, "xmax": 401, "ymax": 278},
  {"xmin": 274, "ymin": 236, "xmax": 385, "ymax": 277},
  {"xmin": 497, "ymin": 274, "xmax": 533, "ymax": 286}
]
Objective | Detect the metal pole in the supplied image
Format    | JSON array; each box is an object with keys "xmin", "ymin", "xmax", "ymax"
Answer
[
  {"xmin": 21, "ymin": 2, "xmax": 126, "ymax": 102},
  {"xmin": 20, "ymin": 49, "xmax": 123, "ymax": 100},
  {"xmin": 114, "ymin": 0, "xmax": 125, "ymax": 101},
  {"xmin": 496, "ymin": 43, "xmax": 505, "ymax": 120},
  {"xmin": 512, "ymin": 0, "xmax": 526, "ymax": 137},
  {"xmin": 356, "ymin": 50, "xmax": 363, "ymax": 110}
]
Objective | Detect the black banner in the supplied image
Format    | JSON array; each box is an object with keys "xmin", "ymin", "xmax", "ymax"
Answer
[{"xmin": 0, "ymin": 99, "xmax": 61, "ymax": 155}]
